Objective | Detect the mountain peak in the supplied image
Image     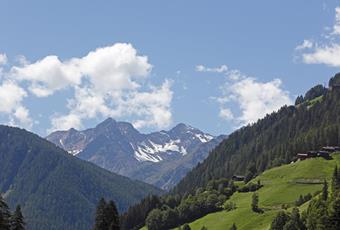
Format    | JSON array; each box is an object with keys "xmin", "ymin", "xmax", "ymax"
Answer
[{"xmin": 96, "ymin": 117, "xmax": 117, "ymax": 129}]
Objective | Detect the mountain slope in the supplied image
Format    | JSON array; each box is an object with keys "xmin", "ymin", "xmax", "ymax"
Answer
[
  {"xmin": 0, "ymin": 125, "xmax": 162, "ymax": 230},
  {"xmin": 47, "ymin": 119, "xmax": 225, "ymax": 190},
  {"xmin": 173, "ymin": 74, "xmax": 340, "ymax": 195},
  {"xmin": 180, "ymin": 153, "xmax": 340, "ymax": 230}
]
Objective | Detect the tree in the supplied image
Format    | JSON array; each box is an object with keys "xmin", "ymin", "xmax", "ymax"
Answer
[
  {"xmin": 93, "ymin": 198, "xmax": 108, "ymax": 230},
  {"xmin": 0, "ymin": 195, "xmax": 11, "ymax": 230},
  {"xmin": 270, "ymin": 211, "xmax": 290, "ymax": 230},
  {"xmin": 251, "ymin": 193, "xmax": 259, "ymax": 212},
  {"xmin": 322, "ymin": 180, "xmax": 328, "ymax": 201},
  {"xmin": 182, "ymin": 224, "xmax": 191, "ymax": 230},
  {"xmin": 10, "ymin": 205, "xmax": 25, "ymax": 230},
  {"xmin": 229, "ymin": 223, "xmax": 237, "ymax": 230},
  {"xmin": 200, "ymin": 226, "xmax": 208, "ymax": 230},
  {"xmin": 106, "ymin": 200, "xmax": 119, "ymax": 230}
]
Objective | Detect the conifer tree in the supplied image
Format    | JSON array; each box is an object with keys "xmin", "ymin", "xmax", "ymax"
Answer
[
  {"xmin": 106, "ymin": 200, "xmax": 119, "ymax": 230},
  {"xmin": 322, "ymin": 180, "xmax": 328, "ymax": 201},
  {"xmin": 93, "ymin": 198, "xmax": 108, "ymax": 230},
  {"xmin": 251, "ymin": 193, "xmax": 259, "ymax": 212},
  {"xmin": 10, "ymin": 205, "xmax": 25, "ymax": 230},
  {"xmin": 0, "ymin": 195, "xmax": 11, "ymax": 230}
]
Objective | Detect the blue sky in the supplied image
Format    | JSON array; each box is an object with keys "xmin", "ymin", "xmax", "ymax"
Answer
[{"xmin": 0, "ymin": 0, "xmax": 340, "ymax": 136}]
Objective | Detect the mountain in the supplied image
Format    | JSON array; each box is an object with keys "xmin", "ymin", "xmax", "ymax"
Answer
[
  {"xmin": 173, "ymin": 73, "xmax": 340, "ymax": 195},
  {"xmin": 47, "ymin": 120, "xmax": 225, "ymax": 190},
  {"xmin": 0, "ymin": 125, "xmax": 162, "ymax": 230}
]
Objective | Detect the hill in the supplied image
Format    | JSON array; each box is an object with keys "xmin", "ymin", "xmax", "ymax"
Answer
[
  {"xmin": 47, "ymin": 119, "xmax": 225, "ymax": 190},
  {"xmin": 173, "ymin": 73, "xmax": 340, "ymax": 195},
  {"xmin": 0, "ymin": 125, "xmax": 162, "ymax": 230},
  {"xmin": 183, "ymin": 153, "xmax": 340, "ymax": 230}
]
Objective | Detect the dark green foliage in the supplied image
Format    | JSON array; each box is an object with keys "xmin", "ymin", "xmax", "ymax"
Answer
[
  {"xmin": 0, "ymin": 126, "xmax": 162, "ymax": 230},
  {"xmin": 200, "ymin": 226, "xmax": 208, "ymax": 230},
  {"xmin": 93, "ymin": 198, "xmax": 119, "ymax": 230},
  {"xmin": 295, "ymin": 95, "xmax": 304, "ymax": 105},
  {"xmin": 251, "ymin": 193, "xmax": 259, "ymax": 212},
  {"xmin": 0, "ymin": 195, "xmax": 11, "ymax": 230},
  {"xmin": 144, "ymin": 180, "xmax": 233, "ymax": 230},
  {"xmin": 173, "ymin": 81, "xmax": 340, "ymax": 196},
  {"xmin": 329, "ymin": 72, "xmax": 340, "ymax": 87},
  {"xmin": 295, "ymin": 193, "xmax": 312, "ymax": 206},
  {"xmin": 238, "ymin": 181, "xmax": 262, "ymax": 193},
  {"xmin": 271, "ymin": 208, "xmax": 306, "ymax": 230},
  {"xmin": 229, "ymin": 223, "xmax": 237, "ymax": 230},
  {"xmin": 303, "ymin": 84, "xmax": 327, "ymax": 101},
  {"xmin": 271, "ymin": 211, "xmax": 290, "ymax": 230},
  {"xmin": 120, "ymin": 195, "xmax": 163, "ymax": 230},
  {"xmin": 10, "ymin": 205, "xmax": 25, "ymax": 230},
  {"xmin": 322, "ymin": 180, "xmax": 328, "ymax": 201},
  {"xmin": 182, "ymin": 224, "xmax": 191, "ymax": 230}
]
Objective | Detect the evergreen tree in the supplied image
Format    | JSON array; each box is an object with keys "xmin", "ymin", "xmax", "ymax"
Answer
[
  {"xmin": 93, "ymin": 198, "xmax": 108, "ymax": 230},
  {"xmin": 106, "ymin": 201, "xmax": 119, "ymax": 230},
  {"xmin": 331, "ymin": 165, "xmax": 340, "ymax": 197},
  {"xmin": 10, "ymin": 205, "xmax": 25, "ymax": 230},
  {"xmin": 0, "ymin": 195, "xmax": 11, "ymax": 230},
  {"xmin": 270, "ymin": 211, "xmax": 290, "ymax": 230},
  {"xmin": 251, "ymin": 193, "xmax": 259, "ymax": 212},
  {"xmin": 182, "ymin": 224, "xmax": 191, "ymax": 230},
  {"xmin": 229, "ymin": 223, "xmax": 237, "ymax": 230},
  {"xmin": 200, "ymin": 226, "xmax": 208, "ymax": 230},
  {"xmin": 322, "ymin": 180, "xmax": 328, "ymax": 201}
]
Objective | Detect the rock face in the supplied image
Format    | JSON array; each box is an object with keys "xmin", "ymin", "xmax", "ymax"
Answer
[{"xmin": 47, "ymin": 118, "xmax": 226, "ymax": 190}]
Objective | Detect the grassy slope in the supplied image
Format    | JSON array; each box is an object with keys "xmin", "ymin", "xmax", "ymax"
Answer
[{"xmin": 184, "ymin": 153, "xmax": 340, "ymax": 230}]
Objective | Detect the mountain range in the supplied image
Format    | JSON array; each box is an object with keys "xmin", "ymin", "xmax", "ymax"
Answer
[
  {"xmin": 0, "ymin": 125, "xmax": 162, "ymax": 230},
  {"xmin": 47, "ymin": 119, "xmax": 225, "ymax": 190}
]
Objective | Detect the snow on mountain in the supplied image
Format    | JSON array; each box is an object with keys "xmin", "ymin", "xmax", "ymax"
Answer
[{"xmin": 46, "ymin": 118, "xmax": 226, "ymax": 189}]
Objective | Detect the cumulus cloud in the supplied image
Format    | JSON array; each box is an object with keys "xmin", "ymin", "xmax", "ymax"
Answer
[
  {"xmin": 195, "ymin": 64, "xmax": 228, "ymax": 73},
  {"xmin": 297, "ymin": 7, "xmax": 340, "ymax": 67},
  {"xmin": 0, "ymin": 53, "xmax": 7, "ymax": 65},
  {"xmin": 0, "ymin": 81, "xmax": 32, "ymax": 128},
  {"xmin": 216, "ymin": 71, "xmax": 292, "ymax": 126},
  {"xmin": 1, "ymin": 43, "xmax": 173, "ymax": 132}
]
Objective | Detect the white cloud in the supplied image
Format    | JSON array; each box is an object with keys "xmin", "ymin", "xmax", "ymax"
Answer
[
  {"xmin": 297, "ymin": 7, "xmax": 340, "ymax": 67},
  {"xmin": 0, "ymin": 81, "xmax": 32, "ymax": 129},
  {"xmin": 217, "ymin": 71, "xmax": 292, "ymax": 126},
  {"xmin": 302, "ymin": 43, "xmax": 340, "ymax": 67},
  {"xmin": 219, "ymin": 108, "xmax": 234, "ymax": 120},
  {"xmin": 195, "ymin": 64, "xmax": 228, "ymax": 73},
  {"xmin": 0, "ymin": 53, "xmax": 7, "ymax": 65},
  {"xmin": 295, "ymin": 40, "xmax": 313, "ymax": 50},
  {"xmin": 332, "ymin": 7, "xmax": 340, "ymax": 35},
  {"xmin": 1, "ymin": 43, "xmax": 173, "ymax": 132}
]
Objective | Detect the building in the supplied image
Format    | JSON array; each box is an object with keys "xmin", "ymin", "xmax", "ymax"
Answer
[{"xmin": 232, "ymin": 175, "xmax": 245, "ymax": 181}]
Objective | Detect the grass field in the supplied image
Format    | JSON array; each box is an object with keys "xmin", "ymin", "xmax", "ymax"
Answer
[
  {"xmin": 184, "ymin": 153, "xmax": 340, "ymax": 230},
  {"xmin": 141, "ymin": 153, "xmax": 340, "ymax": 230}
]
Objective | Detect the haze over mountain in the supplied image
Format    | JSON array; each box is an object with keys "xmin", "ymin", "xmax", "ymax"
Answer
[
  {"xmin": 0, "ymin": 125, "xmax": 162, "ymax": 230},
  {"xmin": 47, "ymin": 119, "xmax": 226, "ymax": 190}
]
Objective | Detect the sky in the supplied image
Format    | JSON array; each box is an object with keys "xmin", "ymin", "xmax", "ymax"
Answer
[{"xmin": 0, "ymin": 0, "xmax": 340, "ymax": 136}]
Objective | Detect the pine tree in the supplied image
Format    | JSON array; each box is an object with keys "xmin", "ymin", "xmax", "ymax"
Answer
[
  {"xmin": 0, "ymin": 195, "xmax": 11, "ymax": 230},
  {"xmin": 10, "ymin": 205, "xmax": 25, "ymax": 230},
  {"xmin": 93, "ymin": 198, "xmax": 108, "ymax": 230},
  {"xmin": 106, "ymin": 200, "xmax": 119, "ymax": 230},
  {"xmin": 182, "ymin": 224, "xmax": 191, "ymax": 230},
  {"xmin": 251, "ymin": 193, "xmax": 259, "ymax": 212},
  {"xmin": 322, "ymin": 180, "xmax": 328, "ymax": 201},
  {"xmin": 331, "ymin": 165, "xmax": 340, "ymax": 197}
]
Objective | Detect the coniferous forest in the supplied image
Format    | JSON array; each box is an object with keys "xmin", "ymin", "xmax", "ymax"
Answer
[{"xmin": 120, "ymin": 74, "xmax": 340, "ymax": 230}]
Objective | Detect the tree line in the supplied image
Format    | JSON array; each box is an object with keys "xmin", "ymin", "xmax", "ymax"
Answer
[
  {"xmin": 270, "ymin": 165, "xmax": 340, "ymax": 230},
  {"xmin": 173, "ymin": 74, "xmax": 340, "ymax": 196}
]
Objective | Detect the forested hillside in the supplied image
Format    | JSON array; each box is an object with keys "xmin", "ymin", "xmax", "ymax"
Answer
[
  {"xmin": 0, "ymin": 126, "xmax": 162, "ymax": 230},
  {"xmin": 173, "ymin": 74, "xmax": 340, "ymax": 195}
]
